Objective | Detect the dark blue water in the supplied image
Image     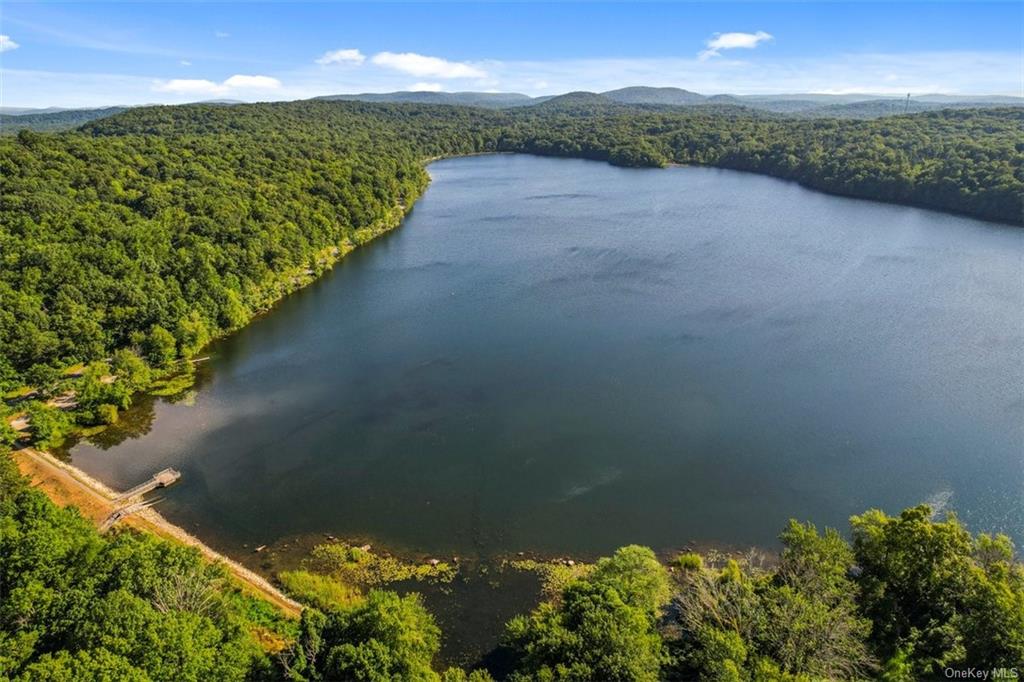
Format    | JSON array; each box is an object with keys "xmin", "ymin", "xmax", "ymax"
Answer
[{"xmin": 71, "ymin": 155, "xmax": 1024, "ymax": 558}]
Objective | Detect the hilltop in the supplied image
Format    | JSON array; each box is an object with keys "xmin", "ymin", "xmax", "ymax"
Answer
[{"xmin": 602, "ymin": 86, "xmax": 706, "ymax": 105}]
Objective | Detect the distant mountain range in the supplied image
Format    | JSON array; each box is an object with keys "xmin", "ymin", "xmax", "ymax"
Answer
[
  {"xmin": 3, "ymin": 87, "xmax": 1021, "ymax": 133},
  {"xmin": 314, "ymin": 91, "xmax": 542, "ymax": 108},
  {"xmin": 314, "ymin": 86, "xmax": 1022, "ymax": 116}
]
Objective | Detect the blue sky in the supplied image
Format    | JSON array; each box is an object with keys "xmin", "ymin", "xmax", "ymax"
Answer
[{"xmin": 1, "ymin": 2, "xmax": 1021, "ymax": 107}]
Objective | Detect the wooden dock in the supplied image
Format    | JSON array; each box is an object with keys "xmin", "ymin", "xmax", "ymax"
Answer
[
  {"xmin": 100, "ymin": 499, "xmax": 160, "ymax": 532},
  {"xmin": 102, "ymin": 468, "xmax": 181, "ymax": 531},
  {"xmin": 112, "ymin": 467, "xmax": 181, "ymax": 504}
]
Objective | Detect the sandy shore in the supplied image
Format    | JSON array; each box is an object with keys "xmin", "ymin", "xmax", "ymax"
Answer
[{"xmin": 14, "ymin": 446, "xmax": 302, "ymax": 617}]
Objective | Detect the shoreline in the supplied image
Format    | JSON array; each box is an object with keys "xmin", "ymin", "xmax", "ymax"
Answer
[
  {"xmin": 436, "ymin": 153, "xmax": 1021, "ymax": 229},
  {"xmin": 13, "ymin": 446, "xmax": 302, "ymax": 617}
]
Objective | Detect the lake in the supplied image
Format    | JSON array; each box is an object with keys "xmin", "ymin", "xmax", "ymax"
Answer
[{"xmin": 70, "ymin": 154, "xmax": 1024, "ymax": 560}]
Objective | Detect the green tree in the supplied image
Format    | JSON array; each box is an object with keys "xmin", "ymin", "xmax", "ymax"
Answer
[
  {"xmin": 504, "ymin": 546, "xmax": 670, "ymax": 681},
  {"xmin": 23, "ymin": 402, "xmax": 74, "ymax": 449},
  {"xmin": 25, "ymin": 364, "xmax": 63, "ymax": 399},
  {"xmin": 174, "ymin": 312, "xmax": 210, "ymax": 359},
  {"xmin": 322, "ymin": 590, "xmax": 441, "ymax": 681},
  {"xmin": 851, "ymin": 506, "xmax": 974, "ymax": 675},
  {"xmin": 960, "ymin": 533, "xmax": 1024, "ymax": 668},
  {"xmin": 143, "ymin": 325, "xmax": 177, "ymax": 369},
  {"xmin": 0, "ymin": 356, "xmax": 19, "ymax": 394},
  {"xmin": 13, "ymin": 648, "xmax": 150, "ymax": 682},
  {"xmin": 110, "ymin": 349, "xmax": 152, "ymax": 392}
]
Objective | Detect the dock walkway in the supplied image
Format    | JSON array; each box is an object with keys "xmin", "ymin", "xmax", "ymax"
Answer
[{"xmin": 113, "ymin": 467, "xmax": 181, "ymax": 503}]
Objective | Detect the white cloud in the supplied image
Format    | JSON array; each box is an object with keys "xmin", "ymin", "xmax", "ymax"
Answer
[
  {"xmin": 409, "ymin": 82, "xmax": 443, "ymax": 92},
  {"xmin": 316, "ymin": 48, "xmax": 365, "ymax": 66},
  {"xmin": 180, "ymin": 60, "xmax": 192, "ymax": 67},
  {"xmin": 222, "ymin": 74, "xmax": 281, "ymax": 89},
  {"xmin": 2, "ymin": 50, "xmax": 1017, "ymax": 109},
  {"xmin": 153, "ymin": 74, "xmax": 281, "ymax": 95},
  {"xmin": 699, "ymin": 31, "xmax": 773, "ymax": 61},
  {"xmin": 153, "ymin": 78, "xmax": 222, "ymax": 95},
  {"xmin": 371, "ymin": 51, "xmax": 486, "ymax": 79},
  {"xmin": 0, "ymin": 35, "xmax": 19, "ymax": 53},
  {"xmin": 214, "ymin": 31, "xmax": 230, "ymax": 39}
]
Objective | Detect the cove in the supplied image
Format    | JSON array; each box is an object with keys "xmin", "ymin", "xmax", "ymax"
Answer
[{"xmin": 69, "ymin": 154, "xmax": 1024, "ymax": 559}]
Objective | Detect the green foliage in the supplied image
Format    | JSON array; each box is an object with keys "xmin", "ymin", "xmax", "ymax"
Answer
[
  {"xmin": 503, "ymin": 518, "xmax": 1003, "ymax": 682},
  {"xmin": 852, "ymin": 505, "xmax": 1024, "ymax": 675},
  {"xmin": 283, "ymin": 591, "xmax": 442, "ymax": 681},
  {"xmin": 670, "ymin": 521, "xmax": 874, "ymax": 680},
  {"xmin": 0, "ymin": 403, "xmax": 19, "ymax": 445},
  {"xmin": 962, "ymin": 534, "xmax": 1024, "ymax": 667},
  {"xmin": 0, "ymin": 451, "xmax": 276, "ymax": 680},
  {"xmin": 303, "ymin": 541, "xmax": 457, "ymax": 587},
  {"xmin": 13, "ymin": 648, "xmax": 151, "ymax": 682},
  {"xmin": 24, "ymin": 364, "xmax": 63, "ymax": 399},
  {"xmin": 503, "ymin": 545, "xmax": 670, "ymax": 681},
  {"xmin": 278, "ymin": 570, "xmax": 363, "ymax": 612},
  {"xmin": 507, "ymin": 558, "xmax": 594, "ymax": 599},
  {"xmin": 879, "ymin": 646, "xmax": 914, "ymax": 682},
  {"xmin": 110, "ymin": 349, "xmax": 152, "ymax": 392},
  {"xmin": 1, "ymin": 95, "xmax": 1021, "ymax": 677},
  {"xmin": 440, "ymin": 667, "xmax": 495, "ymax": 681},
  {"xmin": 22, "ymin": 401, "xmax": 74, "ymax": 449},
  {"xmin": 691, "ymin": 625, "xmax": 747, "ymax": 681},
  {"xmin": 0, "ymin": 357, "xmax": 21, "ymax": 395},
  {"xmin": 0, "ymin": 106, "xmax": 127, "ymax": 133},
  {"xmin": 663, "ymin": 509, "xmax": 1024, "ymax": 680},
  {"xmin": 0, "ymin": 419, "xmax": 18, "ymax": 446},
  {"xmin": 673, "ymin": 552, "xmax": 703, "ymax": 571},
  {"xmin": 94, "ymin": 404, "xmax": 120, "ymax": 425},
  {"xmin": 77, "ymin": 363, "xmax": 130, "ymax": 409},
  {"xmin": 175, "ymin": 312, "xmax": 211, "ymax": 359},
  {"xmin": 588, "ymin": 545, "xmax": 672, "ymax": 615},
  {"xmin": 143, "ymin": 326, "xmax": 178, "ymax": 369}
]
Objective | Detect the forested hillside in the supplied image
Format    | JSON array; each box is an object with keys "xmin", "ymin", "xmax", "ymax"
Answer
[
  {"xmin": 1, "ymin": 101, "xmax": 1020, "ymax": 403},
  {"xmin": 0, "ymin": 107, "xmax": 128, "ymax": 133},
  {"xmin": 497, "ymin": 105, "xmax": 1023, "ymax": 222}
]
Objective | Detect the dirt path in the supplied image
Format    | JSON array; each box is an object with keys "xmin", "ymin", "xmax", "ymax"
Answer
[{"xmin": 14, "ymin": 447, "xmax": 302, "ymax": 617}]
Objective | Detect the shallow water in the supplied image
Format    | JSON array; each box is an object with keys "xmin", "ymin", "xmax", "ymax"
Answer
[{"xmin": 71, "ymin": 154, "xmax": 1024, "ymax": 560}]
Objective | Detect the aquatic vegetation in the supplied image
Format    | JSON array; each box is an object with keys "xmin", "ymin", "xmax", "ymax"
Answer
[
  {"xmin": 277, "ymin": 570, "xmax": 363, "ymax": 612},
  {"xmin": 507, "ymin": 557, "xmax": 594, "ymax": 599},
  {"xmin": 303, "ymin": 541, "xmax": 458, "ymax": 588}
]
